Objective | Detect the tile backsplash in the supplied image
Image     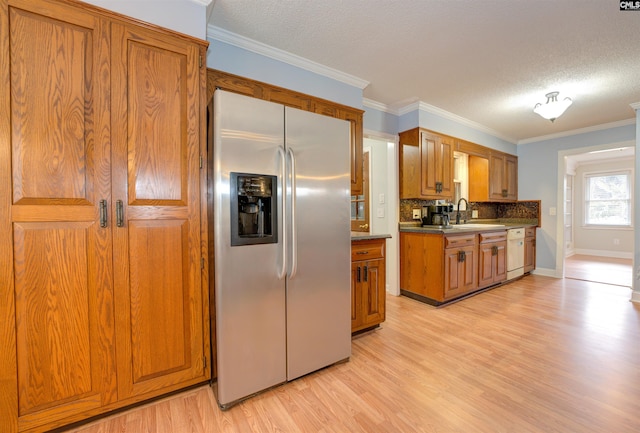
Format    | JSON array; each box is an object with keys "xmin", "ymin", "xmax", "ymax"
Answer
[{"xmin": 399, "ymin": 199, "xmax": 540, "ymax": 224}]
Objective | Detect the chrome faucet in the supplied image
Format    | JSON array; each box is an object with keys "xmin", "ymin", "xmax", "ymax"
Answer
[{"xmin": 456, "ymin": 198, "xmax": 469, "ymax": 224}]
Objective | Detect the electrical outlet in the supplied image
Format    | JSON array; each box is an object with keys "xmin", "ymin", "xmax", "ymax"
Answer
[
  {"xmin": 412, "ymin": 209, "xmax": 421, "ymax": 220},
  {"xmin": 613, "ymin": 238, "xmax": 620, "ymax": 245},
  {"xmin": 472, "ymin": 210, "xmax": 478, "ymax": 219}
]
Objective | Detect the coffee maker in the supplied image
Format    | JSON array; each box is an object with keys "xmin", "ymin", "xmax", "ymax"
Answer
[{"xmin": 422, "ymin": 204, "xmax": 453, "ymax": 227}]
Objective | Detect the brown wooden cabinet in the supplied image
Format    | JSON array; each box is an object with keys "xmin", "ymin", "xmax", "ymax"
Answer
[
  {"xmin": 489, "ymin": 152, "xmax": 518, "ymax": 201},
  {"xmin": 0, "ymin": 1, "xmax": 209, "ymax": 431},
  {"xmin": 399, "ymin": 128, "xmax": 453, "ymax": 200},
  {"xmin": 443, "ymin": 234, "xmax": 478, "ymax": 299},
  {"xmin": 524, "ymin": 227, "xmax": 537, "ymax": 273},
  {"xmin": 477, "ymin": 231, "xmax": 507, "ymax": 289},
  {"xmin": 351, "ymin": 238, "xmax": 386, "ymax": 333},
  {"xmin": 400, "ymin": 232, "xmax": 479, "ymax": 304}
]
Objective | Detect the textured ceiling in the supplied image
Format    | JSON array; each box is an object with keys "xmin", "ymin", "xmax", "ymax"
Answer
[{"xmin": 208, "ymin": 0, "xmax": 640, "ymax": 143}]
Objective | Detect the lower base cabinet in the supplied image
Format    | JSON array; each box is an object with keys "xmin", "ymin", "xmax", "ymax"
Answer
[
  {"xmin": 400, "ymin": 230, "xmax": 510, "ymax": 305},
  {"xmin": 524, "ymin": 227, "xmax": 536, "ymax": 273},
  {"xmin": 351, "ymin": 238, "xmax": 386, "ymax": 333},
  {"xmin": 478, "ymin": 231, "xmax": 507, "ymax": 289},
  {"xmin": 443, "ymin": 234, "xmax": 478, "ymax": 300}
]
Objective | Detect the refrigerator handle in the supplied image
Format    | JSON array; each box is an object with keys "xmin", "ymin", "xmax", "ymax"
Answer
[
  {"xmin": 287, "ymin": 147, "xmax": 298, "ymax": 279},
  {"xmin": 277, "ymin": 146, "xmax": 287, "ymax": 279}
]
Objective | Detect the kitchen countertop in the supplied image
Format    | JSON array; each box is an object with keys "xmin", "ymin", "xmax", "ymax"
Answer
[
  {"xmin": 399, "ymin": 219, "xmax": 538, "ymax": 235},
  {"xmin": 351, "ymin": 232, "xmax": 392, "ymax": 241}
]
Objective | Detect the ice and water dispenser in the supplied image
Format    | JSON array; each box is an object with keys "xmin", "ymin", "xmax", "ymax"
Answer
[{"xmin": 230, "ymin": 172, "xmax": 277, "ymax": 246}]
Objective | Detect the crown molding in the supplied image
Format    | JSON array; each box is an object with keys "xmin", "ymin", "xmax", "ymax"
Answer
[
  {"xmin": 363, "ymin": 98, "xmax": 396, "ymax": 114},
  {"xmin": 518, "ymin": 118, "xmax": 636, "ymax": 144},
  {"xmin": 207, "ymin": 25, "xmax": 369, "ymax": 90},
  {"xmin": 396, "ymin": 100, "xmax": 517, "ymax": 144},
  {"xmin": 364, "ymin": 129, "xmax": 398, "ymax": 142}
]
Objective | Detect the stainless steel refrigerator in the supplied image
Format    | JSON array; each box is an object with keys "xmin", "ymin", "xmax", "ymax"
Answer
[{"xmin": 212, "ymin": 90, "xmax": 351, "ymax": 408}]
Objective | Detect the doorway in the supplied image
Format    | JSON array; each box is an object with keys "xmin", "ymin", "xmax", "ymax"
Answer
[{"xmin": 560, "ymin": 144, "xmax": 635, "ymax": 287}]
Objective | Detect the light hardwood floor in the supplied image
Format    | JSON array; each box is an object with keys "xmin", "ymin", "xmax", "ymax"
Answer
[
  {"xmin": 62, "ymin": 275, "xmax": 640, "ymax": 433},
  {"xmin": 565, "ymin": 254, "xmax": 632, "ymax": 287}
]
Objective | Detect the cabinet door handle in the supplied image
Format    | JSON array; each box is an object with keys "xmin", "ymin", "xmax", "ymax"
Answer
[
  {"xmin": 356, "ymin": 251, "xmax": 369, "ymax": 255},
  {"xmin": 99, "ymin": 199, "xmax": 107, "ymax": 228},
  {"xmin": 364, "ymin": 265, "xmax": 368, "ymax": 282},
  {"xmin": 492, "ymin": 245, "xmax": 498, "ymax": 256},
  {"xmin": 458, "ymin": 250, "xmax": 466, "ymax": 262},
  {"xmin": 116, "ymin": 200, "xmax": 124, "ymax": 227},
  {"xmin": 502, "ymin": 189, "xmax": 508, "ymax": 197},
  {"xmin": 357, "ymin": 266, "xmax": 361, "ymax": 283}
]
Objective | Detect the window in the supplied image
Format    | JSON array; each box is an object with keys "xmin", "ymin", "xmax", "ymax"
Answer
[{"xmin": 584, "ymin": 171, "xmax": 632, "ymax": 227}]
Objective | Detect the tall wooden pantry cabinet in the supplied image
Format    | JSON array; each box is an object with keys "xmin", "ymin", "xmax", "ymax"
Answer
[{"xmin": 0, "ymin": 1, "xmax": 210, "ymax": 431}]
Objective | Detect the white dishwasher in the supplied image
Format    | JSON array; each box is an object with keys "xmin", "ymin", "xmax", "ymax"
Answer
[{"xmin": 507, "ymin": 228, "xmax": 525, "ymax": 280}]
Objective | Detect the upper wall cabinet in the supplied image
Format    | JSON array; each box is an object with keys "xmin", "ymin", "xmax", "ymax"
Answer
[
  {"xmin": 206, "ymin": 69, "xmax": 364, "ymax": 195},
  {"xmin": 458, "ymin": 138, "xmax": 518, "ymax": 203},
  {"xmin": 0, "ymin": 0, "xmax": 210, "ymax": 431},
  {"xmin": 489, "ymin": 152, "xmax": 518, "ymax": 201},
  {"xmin": 399, "ymin": 128, "xmax": 454, "ymax": 200}
]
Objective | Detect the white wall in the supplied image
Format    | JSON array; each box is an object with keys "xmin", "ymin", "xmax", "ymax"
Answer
[
  {"xmin": 364, "ymin": 135, "xmax": 399, "ymax": 296},
  {"xmin": 572, "ymin": 158, "xmax": 634, "ymax": 258}
]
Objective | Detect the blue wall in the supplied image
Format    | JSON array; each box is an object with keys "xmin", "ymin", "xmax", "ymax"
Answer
[
  {"xmin": 207, "ymin": 40, "xmax": 363, "ymax": 110},
  {"xmin": 518, "ymin": 124, "xmax": 636, "ymax": 271}
]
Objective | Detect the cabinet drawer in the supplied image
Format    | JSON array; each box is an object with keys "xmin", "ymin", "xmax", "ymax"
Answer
[
  {"xmin": 444, "ymin": 234, "xmax": 476, "ymax": 248},
  {"xmin": 479, "ymin": 231, "xmax": 507, "ymax": 243},
  {"xmin": 352, "ymin": 239, "xmax": 385, "ymax": 261},
  {"xmin": 525, "ymin": 227, "xmax": 536, "ymax": 237}
]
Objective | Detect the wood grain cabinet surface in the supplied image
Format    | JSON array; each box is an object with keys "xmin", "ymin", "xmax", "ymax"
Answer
[
  {"xmin": 0, "ymin": 1, "xmax": 210, "ymax": 431},
  {"xmin": 399, "ymin": 128, "xmax": 454, "ymax": 200},
  {"xmin": 524, "ymin": 227, "xmax": 537, "ymax": 273},
  {"xmin": 351, "ymin": 239, "xmax": 386, "ymax": 333},
  {"xmin": 489, "ymin": 152, "xmax": 518, "ymax": 201},
  {"xmin": 477, "ymin": 231, "xmax": 507, "ymax": 289},
  {"xmin": 400, "ymin": 231, "xmax": 509, "ymax": 305}
]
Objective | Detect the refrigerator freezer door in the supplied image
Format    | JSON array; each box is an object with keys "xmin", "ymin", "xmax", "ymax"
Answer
[
  {"xmin": 285, "ymin": 107, "xmax": 352, "ymax": 380},
  {"xmin": 213, "ymin": 90, "xmax": 286, "ymax": 406}
]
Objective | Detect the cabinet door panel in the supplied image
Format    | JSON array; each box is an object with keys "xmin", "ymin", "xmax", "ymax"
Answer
[
  {"xmin": 1, "ymin": 2, "xmax": 114, "ymax": 431},
  {"xmin": 494, "ymin": 242, "xmax": 507, "ymax": 282},
  {"xmin": 127, "ymin": 41, "xmax": 187, "ymax": 204},
  {"xmin": 444, "ymin": 249, "xmax": 464, "ymax": 299},
  {"xmin": 439, "ymin": 135, "xmax": 454, "ymax": 196},
  {"xmin": 111, "ymin": 22, "xmax": 204, "ymax": 399},
  {"xmin": 420, "ymin": 132, "xmax": 438, "ymax": 196},
  {"xmin": 12, "ymin": 222, "xmax": 115, "ymax": 430},
  {"xmin": 125, "ymin": 220, "xmax": 193, "ymax": 384},
  {"xmin": 363, "ymin": 259, "xmax": 385, "ymax": 325},
  {"xmin": 489, "ymin": 154, "xmax": 505, "ymax": 200},
  {"xmin": 351, "ymin": 262, "xmax": 362, "ymax": 329},
  {"xmin": 478, "ymin": 244, "xmax": 494, "ymax": 288}
]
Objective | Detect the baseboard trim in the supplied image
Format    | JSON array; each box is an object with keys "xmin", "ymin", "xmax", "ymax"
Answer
[
  {"xmin": 531, "ymin": 268, "xmax": 560, "ymax": 278},
  {"xmin": 572, "ymin": 249, "xmax": 633, "ymax": 259}
]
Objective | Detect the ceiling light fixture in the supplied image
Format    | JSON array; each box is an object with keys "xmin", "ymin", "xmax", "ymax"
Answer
[{"xmin": 533, "ymin": 91, "xmax": 572, "ymax": 122}]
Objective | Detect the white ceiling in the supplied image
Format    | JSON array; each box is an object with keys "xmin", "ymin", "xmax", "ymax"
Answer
[{"xmin": 208, "ymin": 0, "xmax": 640, "ymax": 144}]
